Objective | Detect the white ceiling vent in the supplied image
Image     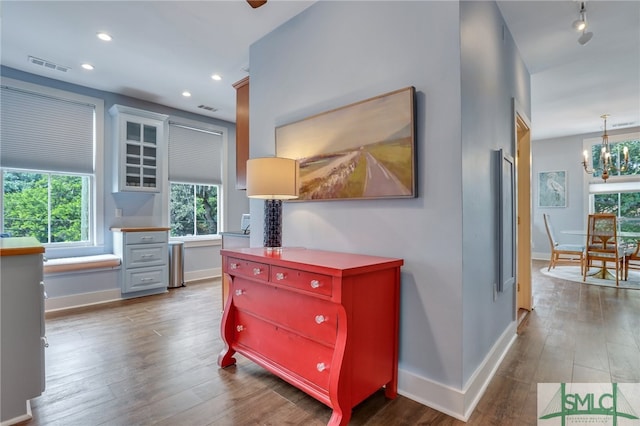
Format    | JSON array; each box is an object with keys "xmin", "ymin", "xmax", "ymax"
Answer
[
  {"xmin": 28, "ymin": 56, "xmax": 70, "ymax": 73},
  {"xmin": 198, "ymin": 104, "xmax": 218, "ymax": 112}
]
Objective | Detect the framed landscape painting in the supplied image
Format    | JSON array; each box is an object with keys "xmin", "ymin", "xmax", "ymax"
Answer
[
  {"xmin": 275, "ymin": 86, "xmax": 416, "ymax": 201},
  {"xmin": 538, "ymin": 170, "xmax": 566, "ymax": 208}
]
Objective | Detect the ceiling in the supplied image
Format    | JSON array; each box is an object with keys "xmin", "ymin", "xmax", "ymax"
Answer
[{"xmin": 2, "ymin": 1, "xmax": 638, "ymax": 141}]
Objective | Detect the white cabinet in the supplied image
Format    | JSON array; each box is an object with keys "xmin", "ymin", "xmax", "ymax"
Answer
[
  {"xmin": 109, "ymin": 104, "xmax": 168, "ymax": 193},
  {"xmin": 0, "ymin": 237, "xmax": 45, "ymax": 425},
  {"xmin": 112, "ymin": 228, "xmax": 169, "ymax": 296}
]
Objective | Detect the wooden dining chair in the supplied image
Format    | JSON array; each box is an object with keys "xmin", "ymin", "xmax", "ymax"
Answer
[
  {"xmin": 583, "ymin": 213, "xmax": 627, "ymax": 286},
  {"xmin": 543, "ymin": 213, "xmax": 585, "ymax": 273},
  {"xmin": 624, "ymin": 242, "xmax": 640, "ymax": 280}
]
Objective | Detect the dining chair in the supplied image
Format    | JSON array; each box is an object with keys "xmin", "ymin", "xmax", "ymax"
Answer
[
  {"xmin": 624, "ymin": 242, "xmax": 640, "ymax": 280},
  {"xmin": 543, "ymin": 213, "xmax": 585, "ymax": 274},
  {"xmin": 583, "ymin": 213, "xmax": 628, "ymax": 286}
]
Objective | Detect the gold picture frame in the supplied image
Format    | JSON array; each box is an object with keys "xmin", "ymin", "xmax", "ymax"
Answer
[{"xmin": 275, "ymin": 86, "xmax": 416, "ymax": 201}]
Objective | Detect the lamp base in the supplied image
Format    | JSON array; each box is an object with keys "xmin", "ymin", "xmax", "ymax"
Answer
[{"xmin": 263, "ymin": 199, "xmax": 283, "ymax": 248}]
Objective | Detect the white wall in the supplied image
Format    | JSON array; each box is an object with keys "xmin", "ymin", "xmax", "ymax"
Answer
[{"xmin": 247, "ymin": 0, "xmax": 529, "ymax": 419}]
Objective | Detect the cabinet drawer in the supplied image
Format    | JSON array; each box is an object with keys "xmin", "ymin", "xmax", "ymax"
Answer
[
  {"xmin": 271, "ymin": 266, "xmax": 332, "ymax": 297},
  {"xmin": 234, "ymin": 311, "xmax": 333, "ymax": 391},
  {"xmin": 226, "ymin": 257, "xmax": 269, "ymax": 282},
  {"xmin": 124, "ymin": 265, "xmax": 167, "ymax": 292},
  {"xmin": 233, "ymin": 279, "xmax": 338, "ymax": 346},
  {"xmin": 125, "ymin": 231, "xmax": 167, "ymax": 245},
  {"xmin": 125, "ymin": 243, "xmax": 167, "ymax": 269}
]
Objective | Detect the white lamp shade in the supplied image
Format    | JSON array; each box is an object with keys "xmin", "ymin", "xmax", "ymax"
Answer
[{"xmin": 246, "ymin": 157, "xmax": 299, "ymax": 200}]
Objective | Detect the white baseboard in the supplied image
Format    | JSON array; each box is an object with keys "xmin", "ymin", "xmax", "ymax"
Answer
[
  {"xmin": 398, "ymin": 321, "xmax": 517, "ymax": 421},
  {"xmin": 185, "ymin": 267, "xmax": 220, "ymax": 283},
  {"xmin": 45, "ymin": 289, "xmax": 122, "ymax": 313},
  {"xmin": 44, "ymin": 268, "xmax": 222, "ymax": 313},
  {"xmin": 532, "ymin": 252, "xmax": 550, "ymax": 261},
  {"xmin": 0, "ymin": 398, "xmax": 32, "ymax": 426}
]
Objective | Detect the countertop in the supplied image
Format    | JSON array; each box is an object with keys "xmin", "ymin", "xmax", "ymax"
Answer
[{"xmin": 0, "ymin": 237, "xmax": 45, "ymax": 256}]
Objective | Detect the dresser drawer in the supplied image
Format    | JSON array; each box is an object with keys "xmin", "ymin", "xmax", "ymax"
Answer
[
  {"xmin": 125, "ymin": 231, "xmax": 168, "ymax": 245},
  {"xmin": 125, "ymin": 243, "xmax": 167, "ymax": 269},
  {"xmin": 125, "ymin": 265, "xmax": 167, "ymax": 292},
  {"xmin": 234, "ymin": 311, "xmax": 333, "ymax": 391},
  {"xmin": 271, "ymin": 266, "xmax": 332, "ymax": 297},
  {"xmin": 233, "ymin": 279, "xmax": 338, "ymax": 346},
  {"xmin": 226, "ymin": 257, "xmax": 269, "ymax": 282}
]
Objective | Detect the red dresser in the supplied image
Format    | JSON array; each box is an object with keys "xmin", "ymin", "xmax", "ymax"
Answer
[{"xmin": 218, "ymin": 247, "xmax": 403, "ymax": 426}]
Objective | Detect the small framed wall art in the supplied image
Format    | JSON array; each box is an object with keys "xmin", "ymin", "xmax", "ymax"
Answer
[{"xmin": 538, "ymin": 170, "xmax": 567, "ymax": 208}]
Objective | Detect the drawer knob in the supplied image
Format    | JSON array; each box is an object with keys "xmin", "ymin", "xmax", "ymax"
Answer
[
  {"xmin": 230, "ymin": 263, "xmax": 239, "ymax": 270},
  {"xmin": 316, "ymin": 362, "xmax": 328, "ymax": 372},
  {"xmin": 140, "ymin": 277, "xmax": 153, "ymax": 282},
  {"xmin": 140, "ymin": 236, "xmax": 153, "ymax": 241},
  {"xmin": 236, "ymin": 325, "xmax": 245, "ymax": 332},
  {"xmin": 235, "ymin": 289, "xmax": 245, "ymax": 296},
  {"xmin": 315, "ymin": 315, "xmax": 327, "ymax": 324},
  {"xmin": 275, "ymin": 272, "xmax": 285, "ymax": 281},
  {"xmin": 310, "ymin": 279, "xmax": 320, "ymax": 289},
  {"xmin": 253, "ymin": 268, "xmax": 262, "ymax": 276}
]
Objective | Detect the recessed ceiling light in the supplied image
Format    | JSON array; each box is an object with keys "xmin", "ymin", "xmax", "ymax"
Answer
[
  {"xmin": 81, "ymin": 63, "xmax": 94, "ymax": 70},
  {"xmin": 211, "ymin": 74, "xmax": 222, "ymax": 81},
  {"xmin": 97, "ymin": 32, "xmax": 112, "ymax": 41},
  {"xmin": 182, "ymin": 91, "xmax": 192, "ymax": 97}
]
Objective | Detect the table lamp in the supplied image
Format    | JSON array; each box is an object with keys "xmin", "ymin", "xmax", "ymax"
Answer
[{"xmin": 246, "ymin": 157, "xmax": 299, "ymax": 250}]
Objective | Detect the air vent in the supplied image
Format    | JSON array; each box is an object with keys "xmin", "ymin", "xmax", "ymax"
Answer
[
  {"xmin": 611, "ymin": 122, "xmax": 636, "ymax": 128},
  {"xmin": 28, "ymin": 56, "xmax": 70, "ymax": 73},
  {"xmin": 198, "ymin": 104, "xmax": 218, "ymax": 112}
]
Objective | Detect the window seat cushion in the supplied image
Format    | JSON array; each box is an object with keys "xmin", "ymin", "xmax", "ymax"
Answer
[{"xmin": 44, "ymin": 254, "xmax": 121, "ymax": 274}]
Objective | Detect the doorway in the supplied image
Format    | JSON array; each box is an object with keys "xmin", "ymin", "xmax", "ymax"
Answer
[{"xmin": 515, "ymin": 110, "xmax": 533, "ymax": 319}]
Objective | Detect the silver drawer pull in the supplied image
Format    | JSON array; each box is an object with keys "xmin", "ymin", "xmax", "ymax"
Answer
[
  {"xmin": 235, "ymin": 289, "xmax": 244, "ymax": 296},
  {"xmin": 230, "ymin": 263, "xmax": 239, "ymax": 270},
  {"xmin": 43, "ymin": 336, "xmax": 49, "ymax": 348},
  {"xmin": 316, "ymin": 362, "xmax": 328, "ymax": 372},
  {"xmin": 315, "ymin": 315, "xmax": 327, "ymax": 324},
  {"xmin": 310, "ymin": 279, "xmax": 320, "ymax": 289},
  {"xmin": 140, "ymin": 277, "xmax": 154, "ymax": 282},
  {"xmin": 275, "ymin": 272, "xmax": 285, "ymax": 280},
  {"xmin": 236, "ymin": 325, "xmax": 245, "ymax": 332},
  {"xmin": 140, "ymin": 236, "xmax": 153, "ymax": 240},
  {"xmin": 141, "ymin": 254, "xmax": 155, "ymax": 258},
  {"xmin": 253, "ymin": 268, "xmax": 262, "ymax": 276}
]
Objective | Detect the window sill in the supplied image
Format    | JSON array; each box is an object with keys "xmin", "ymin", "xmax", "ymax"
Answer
[{"xmin": 170, "ymin": 235, "xmax": 222, "ymax": 248}]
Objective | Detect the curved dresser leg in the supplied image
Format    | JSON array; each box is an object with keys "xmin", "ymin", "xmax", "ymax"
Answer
[{"xmin": 328, "ymin": 408, "xmax": 350, "ymax": 426}]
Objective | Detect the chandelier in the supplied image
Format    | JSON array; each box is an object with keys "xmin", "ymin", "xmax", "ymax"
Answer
[{"xmin": 582, "ymin": 114, "xmax": 629, "ymax": 182}]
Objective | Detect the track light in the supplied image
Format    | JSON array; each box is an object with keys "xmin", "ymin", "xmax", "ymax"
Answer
[
  {"xmin": 573, "ymin": 2, "xmax": 593, "ymax": 45},
  {"xmin": 572, "ymin": 2, "xmax": 588, "ymax": 31}
]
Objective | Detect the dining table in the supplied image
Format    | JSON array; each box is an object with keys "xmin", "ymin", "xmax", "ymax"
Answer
[{"xmin": 562, "ymin": 230, "xmax": 640, "ymax": 280}]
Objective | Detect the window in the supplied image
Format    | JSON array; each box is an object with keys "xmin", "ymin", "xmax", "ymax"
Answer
[
  {"xmin": 586, "ymin": 132, "xmax": 640, "ymax": 243},
  {"xmin": 0, "ymin": 79, "xmax": 104, "ymax": 249},
  {"xmin": 3, "ymin": 170, "xmax": 91, "ymax": 244},
  {"xmin": 170, "ymin": 183, "xmax": 218, "ymax": 237},
  {"xmin": 167, "ymin": 120, "xmax": 224, "ymax": 238}
]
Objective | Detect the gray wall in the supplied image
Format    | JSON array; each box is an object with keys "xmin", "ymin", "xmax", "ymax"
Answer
[
  {"xmin": 460, "ymin": 1, "xmax": 530, "ymax": 384},
  {"xmin": 247, "ymin": 0, "xmax": 529, "ymax": 401}
]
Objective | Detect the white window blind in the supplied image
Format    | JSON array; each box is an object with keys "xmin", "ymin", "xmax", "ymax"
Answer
[
  {"xmin": 0, "ymin": 85, "xmax": 95, "ymax": 174},
  {"xmin": 168, "ymin": 123, "xmax": 222, "ymax": 185}
]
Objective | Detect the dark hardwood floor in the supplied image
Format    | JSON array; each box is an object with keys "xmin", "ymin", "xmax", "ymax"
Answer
[{"xmin": 20, "ymin": 260, "xmax": 640, "ymax": 425}]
